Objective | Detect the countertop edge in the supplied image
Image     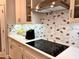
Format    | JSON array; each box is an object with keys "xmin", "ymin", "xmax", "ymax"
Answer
[{"xmin": 8, "ymin": 34, "xmax": 55, "ymax": 59}]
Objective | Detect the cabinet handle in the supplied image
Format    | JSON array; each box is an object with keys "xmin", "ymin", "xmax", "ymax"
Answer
[
  {"xmin": 22, "ymin": 55, "xmax": 23, "ymax": 59},
  {"xmin": 10, "ymin": 45, "xmax": 13, "ymax": 49},
  {"xmin": 19, "ymin": 45, "xmax": 22, "ymax": 47},
  {"xmin": 2, "ymin": 10, "xmax": 4, "ymax": 13},
  {"xmin": 9, "ymin": 56, "xmax": 11, "ymax": 59},
  {"xmin": 2, "ymin": 30, "xmax": 4, "ymax": 33},
  {"xmin": 70, "ymin": 9, "xmax": 72, "ymax": 18},
  {"xmin": 18, "ymin": 18, "xmax": 21, "ymax": 22}
]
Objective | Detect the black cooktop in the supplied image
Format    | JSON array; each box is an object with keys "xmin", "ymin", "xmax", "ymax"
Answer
[{"xmin": 26, "ymin": 39, "xmax": 69, "ymax": 57}]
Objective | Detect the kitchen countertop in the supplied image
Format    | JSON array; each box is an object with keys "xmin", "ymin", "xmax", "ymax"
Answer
[
  {"xmin": 8, "ymin": 33, "xmax": 79, "ymax": 59},
  {"xmin": 8, "ymin": 33, "xmax": 44, "ymax": 44},
  {"xmin": 8, "ymin": 33, "xmax": 55, "ymax": 59},
  {"xmin": 56, "ymin": 46, "xmax": 79, "ymax": 59}
]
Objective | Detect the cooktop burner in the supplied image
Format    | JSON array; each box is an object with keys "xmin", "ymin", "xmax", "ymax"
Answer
[{"xmin": 26, "ymin": 39, "xmax": 69, "ymax": 57}]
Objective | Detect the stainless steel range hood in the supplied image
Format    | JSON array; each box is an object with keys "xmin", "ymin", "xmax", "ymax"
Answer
[{"xmin": 33, "ymin": 0, "xmax": 69, "ymax": 13}]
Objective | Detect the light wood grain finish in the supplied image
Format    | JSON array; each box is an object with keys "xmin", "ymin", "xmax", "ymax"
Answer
[
  {"xmin": 0, "ymin": 0, "xmax": 5, "ymax": 5},
  {"xmin": 69, "ymin": 0, "xmax": 79, "ymax": 24},
  {"xmin": 8, "ymin": 37, "xmax": 51, "ymax": 59},
  {"xmin": 0, "ymin": 5, "xmax": 7, "ymax": 57},
  {"xmin": 9, "ymin": 38, "xmax": 23, "ymax": 59}
]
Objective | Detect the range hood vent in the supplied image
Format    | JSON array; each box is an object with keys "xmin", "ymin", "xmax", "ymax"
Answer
[{"xmin": 33, "ymin": 0, "xmax": 69, "ymax": 13}]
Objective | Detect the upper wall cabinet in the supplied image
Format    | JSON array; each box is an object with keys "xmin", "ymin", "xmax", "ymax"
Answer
[
  {"xmin": 6, "ymin": 0, "xmax": 16, "ymax": 24},
  {"xmin": 15, "ymin": 0, "xmax": 26, "ymax": 23},
  {"xmin": 26, "ymin": 0, "xmax": 31, "ymax": 22},
  {"xmin": 0, "ymin": 0, "xmax": 5, "ymax": 4},
  {"xmin": 15, "ymin": 0, "xmax": 31, "ymax": 24},
  {"xmin": 74, "ymin": 0, "xmax": 79, "ymax": 18},
  {"xmin": 70, "ymin": 0, "xmax": 79, "ymax": 23},
  {"xmin": 7, "ymin": 0, "xmax": 31, "ymax": 24}
]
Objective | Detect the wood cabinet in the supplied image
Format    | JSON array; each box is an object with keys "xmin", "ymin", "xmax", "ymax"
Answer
[
  {"xmin": 23, "ymin": 47, "xmax": 36, "ymax": 59},
  {"xmin": 0, "ymin": 0, "xmax": 5, "ymax": 4},
  {"xmin": 23, "ymin": 46, "xmax": 50, "ymax": 59},
  {"xmin": 6, "ymin": 0, "xmax": 16, "ymax": 24},
  {"xmin": 8, "ymin": 37, "xmax": 51, "ymax": 59},
  {"xmin": 70, "ymin": 0, "xmax": 79, "ymax": 23},
  {"xmin": 26, "ymin": 0, "xmax": 31, "ymax": 22},
  {"xmin": 6, "ymin": 0, "xmax": 31, "ymax": 24},
  {"xmin": 9, "ymin": 38, "xmax": 23, "ymax": 59},
  {"xmin": 0, "ymin": 5, "xmax": 7, "ymax": 57},
  {"xmin": 15, "ymin": 0, "xmax": 31, "ymax": 23},
  {"xmin": 15, "ymin": 0, "xmax": 26, "ymax": 23}
]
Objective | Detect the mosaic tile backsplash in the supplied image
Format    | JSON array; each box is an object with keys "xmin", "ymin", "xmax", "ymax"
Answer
[
  {"xmin": 8, "ymin": 10, "xmax": 79, "ymax": 47},
  {"xmin": 39, "ymin": 10, "xmax": 79, "ymax": 47},
  {"xmin": 9, "ymin": 24, "xmax": 46, "ymax": 39}
]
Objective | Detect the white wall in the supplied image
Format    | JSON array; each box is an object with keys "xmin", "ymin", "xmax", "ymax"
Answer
[{"xmin": 31, "ymin": 12, "xmax": 42, "ymax": 24}]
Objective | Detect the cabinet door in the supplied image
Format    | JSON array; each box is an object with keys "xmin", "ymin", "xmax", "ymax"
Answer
[
  {"xmin": 23, "ymin": 48, "xmax": 36, "ymax": 59},
  {"xmin": 15, "ymin": 0, "xmax": 26, "ymax": 23},
  {"xmin": 20, "ymin": 0, "xmax": 26, "ymax": 23},
  {"xmin": 0, "ymin": 5, "xmax": 6, "ymax": 57},
  {"xmin": 6, "ymin": 0, "xmax": 16, "ymax": 24},
  {"xmin": 26, "ymin": 0, "xmax": 31, "ymax": 22},
  {"xmin": 0, "ymin": 0, "xmax": 5, "ymax": 4},
  {"xmin": 9, "ymin": 38, "xmax": 23, "ymax": 59},
  {"xmin": 70, "ymin": 0, "xmax": 79, "ymax": 23},
  {"xmin": 74, "ymin": 0, "xmax": 79, "ymax": 18},
  {"xmin": 15, "ymin": 0, "xmax": 21, "ymax": 23},
  {"xmin": 23, "ymin": 46, "xmax": 50, "ymax": 59},
  {"xmin": 69, "ymin": 0, "xmax": 74, "ymax": 21}
]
